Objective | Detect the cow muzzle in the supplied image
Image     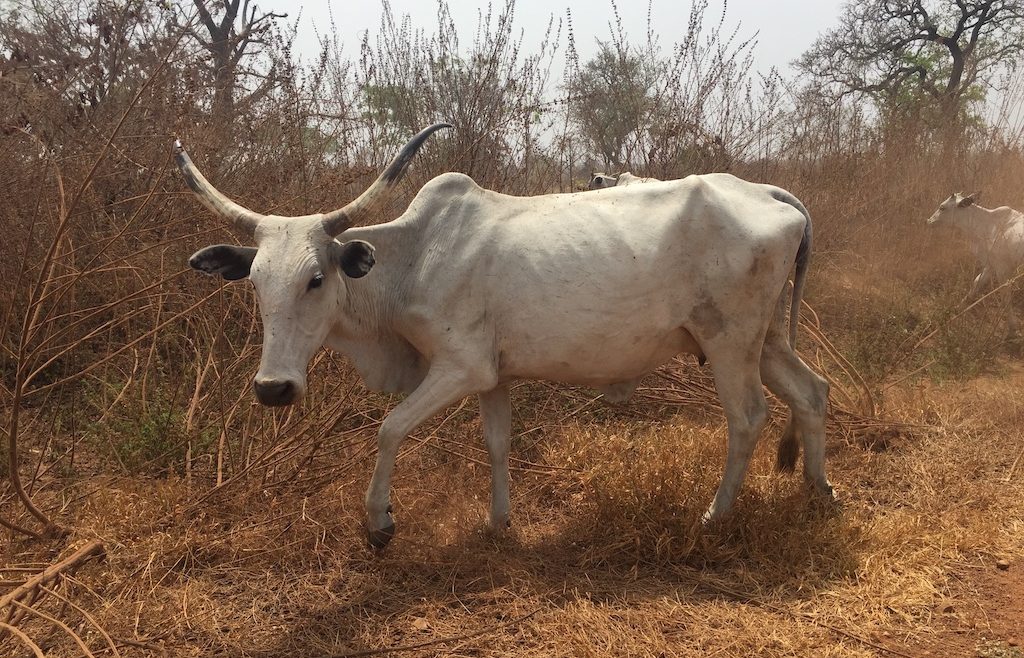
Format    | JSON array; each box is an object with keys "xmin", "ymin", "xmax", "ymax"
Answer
[{"xmin": 253, "ymin": 378, "xmax": 300, "ymax": 406}]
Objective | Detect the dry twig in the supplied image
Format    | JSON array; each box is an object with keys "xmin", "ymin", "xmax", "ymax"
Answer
[{"xmin": 0, "ymin": 541, "xmax": 106, "ymax": 620}]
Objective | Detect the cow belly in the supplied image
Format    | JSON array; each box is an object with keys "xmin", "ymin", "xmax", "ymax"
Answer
[{"xmin": 501, "ymin": 326, "xmax": 700, "ymax": 386}]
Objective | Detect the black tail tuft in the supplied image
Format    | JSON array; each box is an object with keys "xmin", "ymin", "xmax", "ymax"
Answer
[{"xmin": 776, "ymin": 421, "xmax": 800, "ymax": 473}]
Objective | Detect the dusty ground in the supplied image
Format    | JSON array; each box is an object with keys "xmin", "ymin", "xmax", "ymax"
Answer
[
  {"xmin": 3, "ymin": 359, "xmax": 1024, "ymax": 657},
  {"xmin": 908, "ymin": 559, "xmax": 1024, "ymax": 658}
]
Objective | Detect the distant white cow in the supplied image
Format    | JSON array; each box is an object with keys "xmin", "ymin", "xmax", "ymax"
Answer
[
  {"xmin": 588, "ymin": 171, "xmax": 658, "ymax": 190},
  {"xmin": 179, "ymin": 124, "xmax": 832, "ymax": 549},
  {"xmin": 927, "ymin": 192, "xmax": 1024, "ymax": 334}
]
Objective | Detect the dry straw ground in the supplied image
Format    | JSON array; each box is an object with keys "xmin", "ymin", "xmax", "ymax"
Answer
[
  {"xmin": 3, "ymin": 2, "xmax": 1024, "ymax": 656},
  {"xmin": 4, "ymin": 335, "xmax": 1024, "ymax": 657}
]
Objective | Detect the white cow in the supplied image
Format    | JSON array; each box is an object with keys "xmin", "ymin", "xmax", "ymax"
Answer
[
  {"xmin": 179, "ymin": 124, "xmax": 832, "ymax": 548},
  {"xmin": 927, "ymin": 192, "xmax": 1024, "ymax": 334},
  {"xmin": 588, "ymin": 171, "xmax": 657, "ymax": 190}
]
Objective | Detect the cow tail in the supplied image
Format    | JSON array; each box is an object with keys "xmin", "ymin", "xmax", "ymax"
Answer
[
  {"xmin": 776, "ymin": 421, "xmax": 800, "ymax": 473},
  {"xmin": 769, "ymin": 190, "xmax": 813, "ymax": 471},
  {"xmin": 772, "ymin": 190, "xmax": 812, "ymax": 349},
  {"xmin": 791, "ymin": 210, "xmax": 811, "ymax": 348}
]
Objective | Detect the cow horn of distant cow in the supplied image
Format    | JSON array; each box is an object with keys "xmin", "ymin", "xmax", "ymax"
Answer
[
  {"xmin": 321, "ymin": 122, "xmax": 453, "ymax": 236},
  {"xmin": 174, "ymin": 140, "xmax": 263, "ymax": 237}
]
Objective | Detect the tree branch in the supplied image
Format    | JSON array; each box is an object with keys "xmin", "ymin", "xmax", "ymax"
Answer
[{"xmin": 191, "ymin": 0, "xmax": 218, "ymax": 37}]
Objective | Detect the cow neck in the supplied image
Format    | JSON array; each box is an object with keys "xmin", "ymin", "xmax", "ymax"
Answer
[
  {"xmin": 962, "ymin": 206, "xmax": 1017, "ymax": 244},
  {"xmin": 331, "ymin": 220, "xmax": 413, "ymax": 340}
]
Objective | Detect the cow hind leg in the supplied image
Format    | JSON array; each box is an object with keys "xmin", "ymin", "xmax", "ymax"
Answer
[
  {"xmin": 598, "ymin": 378, "xmax": 640, "ymax": 403},
  {"xmin": 767, "ymin": 282, "xmax": 801, "ymax": 473},
  {"xmin": 702, "ymin": 349, "xmax": 769, "ymax": 523},
  {"xmin": 760, "ymin": 335, "xmax": 833, "ymax": 499}
]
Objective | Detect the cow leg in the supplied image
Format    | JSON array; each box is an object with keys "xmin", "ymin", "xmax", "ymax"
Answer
[
  {"xmin": 365, "ymin": 366, "xmax": 487, "ymax": 548},
  {"xmin": 963, "ymin": 268, "xmax": 991, "ymax": 305},
  {"xmin": 702, "ymin": 350, "xmax": 769, "ymax": 523},
  {"xmin": 479, "ymin": 384, "xmax": 512, "ymax": 531},
  {"xmin": 760, "ymin": 335, "xmax": 833, "ymax": 498}
]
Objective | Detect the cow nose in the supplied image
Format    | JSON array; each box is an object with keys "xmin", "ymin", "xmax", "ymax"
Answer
[{"xmin": 253, "ymin": 379, "xmax": 297, "ymax": 406}]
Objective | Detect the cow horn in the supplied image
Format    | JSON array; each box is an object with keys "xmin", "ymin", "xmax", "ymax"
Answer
[
  {"xmin": 174, "ymin": 140, "xmax": 262, "ymax": 236},
  {"xmin": 321, "ymin": 122, "xmax": 453, "ymax": 236}
]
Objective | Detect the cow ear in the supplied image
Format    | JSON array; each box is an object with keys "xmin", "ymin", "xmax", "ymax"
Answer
[
  {"xmin": 189, "ymin": 244, "xmax": 257, "ymax": 280},
  {"xmin": 958, "ymin": 192, "xmax": 980, "ymax": 208},
  {"xmin": 331, "ymin": 240, "xmax": 376, "ymax": 279}
]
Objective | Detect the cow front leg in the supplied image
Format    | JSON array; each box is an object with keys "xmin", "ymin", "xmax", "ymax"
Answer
[
  {"xmin": 963, "ymin": 268, "xmax": 991, "ymax": 306},
  {"xmin": 479, "ymin": 384, "xmax": 512, "ymax": 531},
  {"xmin": 365, "ymin": 366, "xmax": 486, "ymax": 549}
]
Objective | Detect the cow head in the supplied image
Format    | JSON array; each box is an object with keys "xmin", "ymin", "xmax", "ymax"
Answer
[
  {"xmin": 927, "ymin": 191, "xmax": 982, "ymax": 227},
  {"xmin": 587, "ymin": 172, "xmax": 618, "ymax": 190},
  {"xmin": 180, "ymin": 123, "xmax": 451, "ymax": 406}
]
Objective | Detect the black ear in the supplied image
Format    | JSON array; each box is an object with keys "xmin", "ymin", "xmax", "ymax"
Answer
[
  {"xmin": 188, "ymin": 244, "xmax": 257, "ymax": 280},
  {"xmin": 331, "ymin": 240, "xmax": 376, "ymax": 278}
]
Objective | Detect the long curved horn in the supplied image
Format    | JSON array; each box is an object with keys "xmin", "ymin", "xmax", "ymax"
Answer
[
  {"xmin": 174, "ymin": 140, "xmax": 263, "ymax": 236},
  {"xmin": 321, "ymin": 122, "xmax": 453, "ymax": 236}
]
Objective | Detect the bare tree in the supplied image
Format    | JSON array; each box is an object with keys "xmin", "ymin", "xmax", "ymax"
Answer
[
  {"xmin": 798, "ymin": 1, "xmax": 1024, "ymax": 129},
  {"xmin": 356, "ymin": 1, "xmax": 559, "ymax": 191},
  {"xmin": 187, "ymin": 0, "xmax": 287, "ymax": 122}
]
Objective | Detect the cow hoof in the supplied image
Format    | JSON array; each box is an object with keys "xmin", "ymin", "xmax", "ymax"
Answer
[
  {"xmin": 700, "ymin": 508, "xmax": 722, "ymax": 527},
  {"xmin": 804, "ymin": 477, "xmax": 836, "ymax": 500},
  {"xmin": 805, "ymin": 479, "xmax": 839, "ymax": 513},
  {"xmin": 487, "ymin": 517, "xmax": 512, "ymax": 534},
  {"xmin": 818, "ymin": 485, "xmax": 839, "ymax": 505},
  {"xmin": 366, "ymin": 521, "xmax": 396, "ymax": 550}
]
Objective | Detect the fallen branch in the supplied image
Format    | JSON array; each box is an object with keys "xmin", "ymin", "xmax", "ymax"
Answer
[
  {"xmin": 0, "ymin": 540, "xmax": 106, "ymax": 622},
  {"xmin": 0, "ymin": 621, "xmax": 46, "ymax": 658},
  {"xmin": 12, "ymin": 599, "xmax": 97, "ymax": 658},
  {"xmin": 0, "ymin": 515, "xmax": 45, "ymax": 541},
  {"xmin": 41, "ymin": 585, "xmax": 122, "ymax": 658}
]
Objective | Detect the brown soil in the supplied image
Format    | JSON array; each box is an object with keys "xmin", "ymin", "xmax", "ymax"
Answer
[{"xmin": 904, "ymin": 559, "xmax": 1024, "ymax": 658}]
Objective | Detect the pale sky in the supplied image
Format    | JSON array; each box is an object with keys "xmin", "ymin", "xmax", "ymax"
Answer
[{"xmin": 283, "ymin": 0, "xmax": 847, "ymax": 79}]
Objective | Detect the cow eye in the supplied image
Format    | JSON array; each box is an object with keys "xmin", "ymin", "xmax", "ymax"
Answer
[{"xmin": 307, "ymin": 273, "xmax": 324, "ymax": 290}]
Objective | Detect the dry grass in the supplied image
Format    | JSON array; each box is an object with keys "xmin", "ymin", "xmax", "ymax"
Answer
[{"xmin": 3, "ymin": 358, "xmax": 1023, "ymax": 657}]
